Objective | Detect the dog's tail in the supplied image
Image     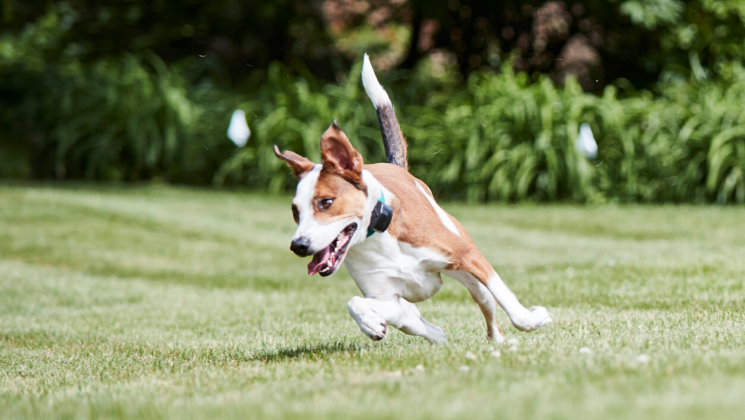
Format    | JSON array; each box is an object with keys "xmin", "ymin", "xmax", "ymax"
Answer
[{"xmin": 361, "ymin": 53, "xmax": 408, "ymax": 171}]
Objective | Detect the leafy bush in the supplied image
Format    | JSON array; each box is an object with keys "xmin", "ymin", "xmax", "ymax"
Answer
[
  {"xmin": 404, "ymin": 69, "xmax": 598, "ymax": 203},
  {"xmin": 218, "ymin": 61, "xmax": 745, "ymax": 204},
  {"xmin": 406, "ymin": 64, "xmax": 745, "ymax": 204},
  {"xmin": 214, "ymin": 61, "xmax": 387, "ymax": 192},
  {"xmin": 0, "ymin": 5, "xmax": 236, "ymax": 183},
  {"xmin": 3, "ymin": 4, "xmax": 745, "ymax": 203}
]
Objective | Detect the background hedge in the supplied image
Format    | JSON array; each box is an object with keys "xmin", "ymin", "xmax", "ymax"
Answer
[{"xmin": 1, "ymin": 1, "xmax": 744, "ymax": 203}]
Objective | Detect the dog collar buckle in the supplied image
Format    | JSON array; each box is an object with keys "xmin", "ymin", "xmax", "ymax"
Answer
[{"xmin": 367, "ymin": 191, "xmax": 392, "ymax": 237}]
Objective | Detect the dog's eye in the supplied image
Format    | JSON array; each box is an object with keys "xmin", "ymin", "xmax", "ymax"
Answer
[
  {"xmin": 318, "ymin": 198, "xmax": 334, "ymax": 210},
  {"xmin": 291, "ymin": 205, "xmax": 299, "ymax": 224}
]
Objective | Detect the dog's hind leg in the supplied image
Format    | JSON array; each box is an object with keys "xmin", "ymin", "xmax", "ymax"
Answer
[
  {"xmin": 347, "ymin": 296, "xmax": 447, "ymax": 344},
  {"xmin": 485, "ymin": 270, "xmax": 552, "ymax": 332},
  {"xmin": 444, "ymin": 270, "xmax": 505, "ymax": 343},
  {"xmin": 453, "ymin": 251, "xmax": 552, "ymax": 333}
]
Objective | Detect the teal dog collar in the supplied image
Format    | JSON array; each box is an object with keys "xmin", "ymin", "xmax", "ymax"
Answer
[{"xmin": 367, "ymin": 191, "xmax": 393, "ymax": 237}]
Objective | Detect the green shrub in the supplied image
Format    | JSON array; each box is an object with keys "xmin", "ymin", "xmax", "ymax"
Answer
[
  {"xmin": 3, "ymin": 5, "xmax": 744, "ymax": 203},
  {"xmin": 214, "ymin": 60, "xmax": 388, "ymax": 192},
  {"xmin": 404, "ymin": 68, "xmax": 598, "ymax": 203},
  {"xmin": 218, "ymin": 61, "xmax": 745, "ymax": 204},
  {"xmin": 0, "ymin": 5, "xmax": 236, "ymax": 183}
]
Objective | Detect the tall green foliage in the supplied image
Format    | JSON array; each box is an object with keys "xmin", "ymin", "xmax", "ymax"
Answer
[
  {"xmin": 408, "ymin": 65, "xmax": 745, "ymax": 203},
  {"xmin": 2, "ymin": 3, "xmax": 745, "ymax": 203},
  {"xmin": 217, "ymin": 61, "xmax": 745, "ymax": 204},
  {"xmin": 0, "ymin": 5, "xmax": 236, "ymax": 182},
  {"xmin": 405, "ymin": 69, "xmax": 597, "ymax": 202},
  {"xmin": 214, "ymin": 61, "xmax": 387, "ymax": 192}
]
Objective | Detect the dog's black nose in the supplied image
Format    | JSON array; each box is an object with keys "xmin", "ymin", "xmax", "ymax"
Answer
[{"xmin": 290, "ymin": 237, "xmax": 311, "ymax": 256}]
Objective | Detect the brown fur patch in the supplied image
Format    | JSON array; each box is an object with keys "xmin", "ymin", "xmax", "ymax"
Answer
[
  {"xmin": 365, "ymin": 164, "xmax": 470, "ymax": 259},
  {"xmin": 273, "ymin": 145, "xmax": 315, "ymax": 179},
  {"xmin": 320, "ymin": 123, "xmax": 366, "ymax": 190},
  {"xmin": 365, "ymin": 163, "xmax": 496, "ymax": 280},
  {"xmin": 312, "ymin": 170, "xmax": 367, "ymax": 223}
]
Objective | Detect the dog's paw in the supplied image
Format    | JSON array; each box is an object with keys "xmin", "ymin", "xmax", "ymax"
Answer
[
  {"xmin": 487, "ymin": 328, "xmax": 505, "ymax": 344},
  {"xmin": 348, "ymin": 297, "xmax": 388, "ymax": 341},
  {"xmin": 421, "ymin": 319, "xmax": 448, "ymax": 344},
  {"xmin": 527, "ymin": 306, "xmax": 552, "ymax": 330},
  {"xmin": 512, "ymin": 306, "xmax": 552, "ymax": 332},
  {"xmin": 359, "ymin": 317, "xmax": 387, "ymax": 341}
]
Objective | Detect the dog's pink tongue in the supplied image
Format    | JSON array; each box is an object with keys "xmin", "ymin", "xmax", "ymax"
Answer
[{"xmin": 307, "ymin": 247, "xmax": 331, "ymax": 276}]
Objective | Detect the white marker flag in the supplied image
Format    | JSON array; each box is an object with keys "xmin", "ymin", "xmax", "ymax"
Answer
[
  {"xmin": 575, "ymin": 123, "xmax": 598, "ymax": 159},
  {"xmin": 227, "ymin": 109, "xmax": 250, "ymax": 147}
]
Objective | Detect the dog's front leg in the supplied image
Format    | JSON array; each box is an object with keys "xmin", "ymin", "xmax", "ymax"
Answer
[
  {"xmin": 347, "ymin": 296, "xmax": 447, "ymax": 344},
  {"xmin": 347, "ymin": 296, "xmax": 389, "ymax": 341}
]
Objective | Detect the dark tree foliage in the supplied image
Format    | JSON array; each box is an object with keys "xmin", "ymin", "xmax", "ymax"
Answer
[
  {"xmin": 0, "ymin": 0, "xmax": 337, "ymax": 84},
  {"xmin": 3, "ymin": 0, "xmax": 743, "ymax": 89},
  {"xmin": 400, "ymin": 0, "xmax": 705, "ymax": 92}
]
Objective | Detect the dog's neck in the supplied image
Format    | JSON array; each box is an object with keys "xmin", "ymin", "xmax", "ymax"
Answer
[{"xmin": 356, "ymin": 170, "xmax": 392, "ymax": 243}]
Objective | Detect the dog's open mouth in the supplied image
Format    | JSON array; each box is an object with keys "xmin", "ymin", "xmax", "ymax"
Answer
[{"xmin": 307, "ymin": 223, "xmax": 357, "ymax": 277}]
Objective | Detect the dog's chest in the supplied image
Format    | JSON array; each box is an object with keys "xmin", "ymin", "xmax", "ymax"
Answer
[{"xmin": 344, "ymin": 232, "xmax": 449, "ymax": 302}]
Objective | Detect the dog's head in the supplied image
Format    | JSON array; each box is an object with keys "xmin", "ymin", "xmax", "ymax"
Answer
[{"xmin": 274, "ymin": 122, "xmax": 369, "ymax": 277}]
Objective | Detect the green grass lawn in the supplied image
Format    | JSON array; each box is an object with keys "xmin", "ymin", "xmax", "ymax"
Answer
[{"xmin": 1, "ymin": 183, "xmax": 744, "ymax": 420}]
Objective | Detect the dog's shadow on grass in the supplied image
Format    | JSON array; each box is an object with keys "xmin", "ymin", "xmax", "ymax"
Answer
[{"xmin": 252, "ymin": 341, "xmax": 365, "ymax": 363}]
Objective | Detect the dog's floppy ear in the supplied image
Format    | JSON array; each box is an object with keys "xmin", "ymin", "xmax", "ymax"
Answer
[
  {"xmin": 273, "ymin": 145, "xmax": 315, "ymax": 179},
  {"xmin": 320, "ymin": 121, "xmax": 365, "ymax": 189}
]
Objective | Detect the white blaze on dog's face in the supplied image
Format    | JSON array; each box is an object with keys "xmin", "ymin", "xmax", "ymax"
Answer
[{"xmin": 274, "ymin": 123, "xmax": 368, "ymax": 277}]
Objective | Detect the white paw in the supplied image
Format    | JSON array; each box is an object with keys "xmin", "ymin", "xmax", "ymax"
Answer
[
  {"xmin": 358, "ymin": 313, "xmax": 387, "ymax": 341},
  {"xmin": 528, "ymin": 306, "xmax": 553, "ymax": 329},
  {"xmin": 512, "ymin": 306, "xmax": 552, "ymax": 332},
  {"xmin": 348, "ymin": 298, "xmax": 388, "ymax": 341},
  {"xmin": 424, "ymin": 323, "xmax": 448, "ymax": 345},
  {"xmin": 488, "ymin": 329, "xmax": 505, "ymax": 344}
]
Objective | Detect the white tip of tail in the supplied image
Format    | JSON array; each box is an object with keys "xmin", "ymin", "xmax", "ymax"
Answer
[{"xmin": 361, "ymin": 53, "xmax": 392, "ymax": 109}]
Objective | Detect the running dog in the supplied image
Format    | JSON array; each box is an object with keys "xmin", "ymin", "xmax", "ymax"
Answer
[{"xmin": 273, "ymin": 54, "xmax": 552, "ymax": 343}]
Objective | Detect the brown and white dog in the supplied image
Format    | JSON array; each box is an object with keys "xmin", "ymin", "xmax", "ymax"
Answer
[{"xmin": 273, "ymin": 54, "xmax": 552, "ymax": 343}]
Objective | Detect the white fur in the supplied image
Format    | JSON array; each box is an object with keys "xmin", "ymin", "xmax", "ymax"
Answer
[
  {"xmin": 361, "ymin": 53, "xmax": 392, "ymax": 110},
  {"xmin": 343, "ymin": 174, "xmax": 452, "ymax": 343},
  {"xmin": 345, "ymin": 231, "xmax": 448, "ymax": 303},
  {"xmin": 415, "ymin": 181, "xmax": 460, "ymax": 236},
  {"xmin": 292, "ymin": 165, "xmax": 321, "ymax": 225},
  {"xmin": 292, "ymin": 165, "xmax": 363, "ymax": 255},
  {"xmin": 347, "ymin": 295, "xmax": 447, "ymax": 344},
  {"xmin": 484, "ymin": 272, "xmax": 552, "ymax": 331},
  {"xmin": 345, "ymin": 228, "xmax": 450, "ymax": 344}
]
